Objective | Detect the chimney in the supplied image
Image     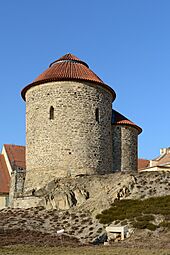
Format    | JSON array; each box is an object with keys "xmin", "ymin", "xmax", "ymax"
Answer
[{"xmin": 160, "ymin": 148, "xmax": 167, "ymax": 155}]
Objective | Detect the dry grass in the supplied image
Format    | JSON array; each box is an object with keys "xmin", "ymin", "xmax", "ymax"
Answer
[{"xmin": 0, "ymin": 245, "xmax": 170, "ymax": 255}]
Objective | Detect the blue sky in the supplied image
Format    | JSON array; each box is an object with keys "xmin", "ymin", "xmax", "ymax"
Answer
[{"xmin": 0, "ymin": 0, "xmax": 170, "ymax": 159}]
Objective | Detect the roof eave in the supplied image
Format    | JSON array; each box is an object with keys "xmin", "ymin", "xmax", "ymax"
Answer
[
  {"xmin": 112, "ymin": 123, "xmax": 142, "ymax": 134},
  {"xmin": 21, "ymin": 78, "xmax": 116, "ymax": 102}
]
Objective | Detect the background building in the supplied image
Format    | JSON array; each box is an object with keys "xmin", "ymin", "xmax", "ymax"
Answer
[{"xmin": 0, "ymin": 144, "xmax": 25, "ymax": 208}]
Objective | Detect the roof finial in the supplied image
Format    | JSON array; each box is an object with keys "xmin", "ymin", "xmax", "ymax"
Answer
[{"xmin": 49, "ymin": 53, "xmax": 89, "ymax": 68}]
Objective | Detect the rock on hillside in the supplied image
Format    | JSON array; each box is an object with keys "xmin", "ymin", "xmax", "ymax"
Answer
[{"xmin": 14, "ymin": 171, "xmax": 170, "ymax": 215}]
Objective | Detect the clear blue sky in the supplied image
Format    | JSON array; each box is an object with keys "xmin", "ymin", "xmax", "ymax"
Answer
[{"xmin": 0, "ymin": 0, "xmax": 170, "ymax": 159}]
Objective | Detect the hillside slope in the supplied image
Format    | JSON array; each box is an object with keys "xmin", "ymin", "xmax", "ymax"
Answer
[{"xmin": 3, "ymin": 171, "xmax": 169, "ymax": 247}]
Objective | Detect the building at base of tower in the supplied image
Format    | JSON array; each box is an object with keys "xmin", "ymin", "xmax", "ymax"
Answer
[
  {"xmin": 18, "ymin": 53, "xmax": 142, "ymax": 196},
  {"xmin": 112, "ymin": 110, "xmax": 142, "ymax": 172}
]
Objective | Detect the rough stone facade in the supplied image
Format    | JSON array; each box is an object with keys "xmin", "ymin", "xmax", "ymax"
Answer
[
  {"xmin": 9, "ymin": 167, "xmax": 26, "ymax": 206},
  {"xmin": 24, "ymin": 81, "xmax": 113, "ymax": 191},
  {"xmin": 112, "ymin": 125, "xmax": 138, "ymax": 172}
]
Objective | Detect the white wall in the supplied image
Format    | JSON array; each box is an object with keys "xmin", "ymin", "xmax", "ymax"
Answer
[{"xmin": 1, "ymin": 146, "xmax": 13, "ymax": 175}]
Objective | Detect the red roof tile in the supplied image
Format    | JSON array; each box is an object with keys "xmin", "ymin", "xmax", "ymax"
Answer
[
  {"xmin": 50, "ymin": 53, "xmax": 88, "ymax": 67},
  {"xmin": 0, "ymin": 155, "xmax": 10, "ymax": 193},
  {"xmin": 138, "ymin": 158, "xmax": 150, "ymax": 170},
  {"xmin": 154, "ymin": 153, "xmax": 170, "ymax": 165},
  {"xmin": 112, "ymin": 110, "xmax": 142, "ymax": 134},
  {"xmin": 4, "ymin": 144, "xmax": 26, "ymax": 169},
  {"xmin": 21, "ymin": 53, "xmax": 116, "ymax": 101}
]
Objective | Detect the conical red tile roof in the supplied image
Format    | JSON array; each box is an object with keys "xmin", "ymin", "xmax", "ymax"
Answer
[
  {"xmin": 50, "ymin": 53, "xmax": 88, "ymax": 67},
  {"xmin": 21, "ymin": 53, "xmax": 116, "ymax": 101},
  {"xmin": 112, "ymin": 110, "xmax": 142, "ymax": 134}
]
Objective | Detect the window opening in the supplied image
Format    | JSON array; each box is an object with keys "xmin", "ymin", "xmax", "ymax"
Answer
[
  {"xmin": 49, "ymin": 106, "xmax": 54, "ymax": 120},
  {"xmin": 32, "ymin": 189, "xmax": 35, "ymax": 196},
  {"xmin": 95, "ymin": 108, "xmax": 99, "ymax": 123}
]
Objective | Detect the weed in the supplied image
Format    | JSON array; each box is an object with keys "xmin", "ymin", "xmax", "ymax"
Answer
[{"xmin": 96, "ymin": 195, "xmax": 170, "ymax": 231}]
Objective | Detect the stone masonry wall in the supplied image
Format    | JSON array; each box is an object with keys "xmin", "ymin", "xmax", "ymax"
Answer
[
  {"xmin": 24, "ymin": 81, "xmax": 113, "ymax": 192},
  {"xmin": 9, "ymin": 168, "xmax": 26, "ymax": 207},
  {"xmin": 112, "ymin": 125, "xmax": 138, "ymax": 172}
]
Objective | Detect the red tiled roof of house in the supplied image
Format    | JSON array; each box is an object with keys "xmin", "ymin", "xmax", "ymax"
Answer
[
  {"xmin": 21, "ymin": 53, "xmax": 116, "ymax": 101},
  {"xmin": 155, "ymin": 153, "xmax": 170, "ymax": 165},
  {"xmin": 138, "ymin": 158, "xmax": 150, "ymax": 170},
  {"xmin": 0, "ymin": 155, "xmax": 10, "ymax": 193},
  {"xmin": 112, "ymin": 110, "xmax": 142, "ymax": 134},
  {"xmin": 4, "ymin": 144, "xmax": 26, "ymax": 169}
]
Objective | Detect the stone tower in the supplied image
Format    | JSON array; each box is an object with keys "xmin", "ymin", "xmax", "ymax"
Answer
[
  {"xmin": 112, "ymin": 110, "xmax": 142, "ymax": 172},
  {"xmin": 21, "ymin": 54, "xmax": 116, "ymax": 191}
]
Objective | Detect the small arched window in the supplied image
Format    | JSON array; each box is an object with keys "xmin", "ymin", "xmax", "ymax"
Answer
[
  {"xmin": 49, "ymin": 106, "xmax": 54, "ymax": 120},
  {"xmin": 95, "ymin": 108, "xmax": 99, "ymax": 123}
]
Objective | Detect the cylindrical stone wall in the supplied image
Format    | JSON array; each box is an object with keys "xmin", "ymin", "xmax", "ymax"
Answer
[
  {"xmin": 24, "ymin": 81, "xmax": 113, "ymax": 191},
  {"xmin": 112, "ymin": 125, "xmax": 138, "ymax": 172}
]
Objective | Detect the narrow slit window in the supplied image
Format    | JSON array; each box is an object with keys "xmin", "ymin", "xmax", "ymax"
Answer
[
  {"xmin": 95, "ymin": 108, "xmax": 99, "ymax": 123},
  {"xmin": 49, "ymin": 106, "xmax": 54, "ymax": 120}
]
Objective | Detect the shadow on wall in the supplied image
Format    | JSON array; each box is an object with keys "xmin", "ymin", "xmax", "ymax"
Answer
[{"xmin": 112, "ymin": 126, "xmax": 122, "ymax": 172}]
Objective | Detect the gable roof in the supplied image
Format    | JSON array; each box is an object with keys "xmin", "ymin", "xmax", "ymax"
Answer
[
  {"xmin": 0, "ymin": 155, "xmax": 10, "ymax": 193},
  {"xmin": 153, "ymin": 152, "xmax": 170, "ymax": 165},
  {"xmin": 21, "ymin": 53, "xmax": 116, "ymax": 101},
  {"xmin": 112, "ymin": 110, "xmax": 142, "ymax": 134},
  {"xmin": 4, "ymin": 144, "xmax": 26, "ymax": 169},
  {"xmin": 138, "ymin": 158, "xmax": 150, "ymax": 170}
]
